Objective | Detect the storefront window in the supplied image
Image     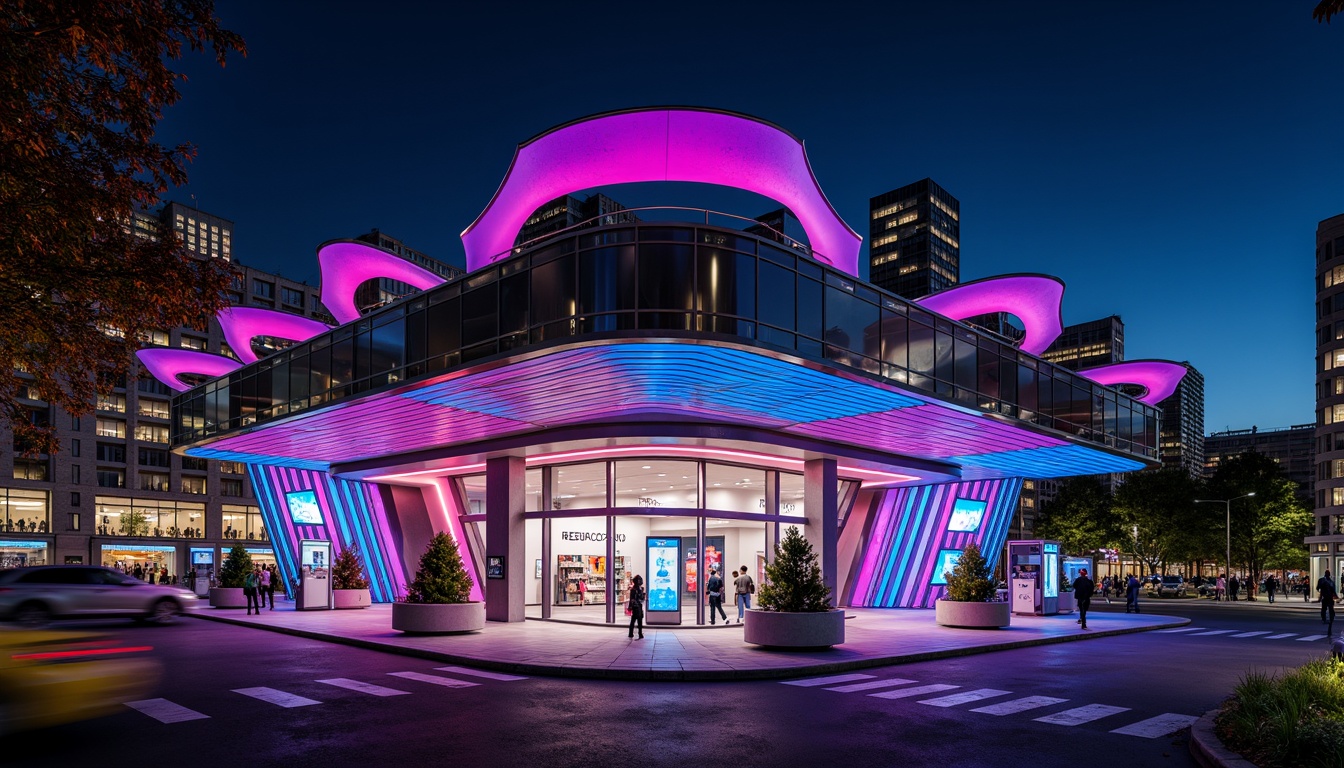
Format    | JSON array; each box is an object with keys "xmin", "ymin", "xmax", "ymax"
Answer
[
  {"xmin": 779, "ymin": 472, "xmax": 805, "ymax": 516},
  {"xmin": 704, "ymin": 464, "xmax": 765, "ymax": 514},
  {"xmin": 0, "ymin": 539, "xmax": 49, "ymax": 568},
  {"xmin": 0, "ymin": 487, "xmax": 49, "ymax": 533},
  {"xmin": 95, "ymin": 496, "xmax": 206, "ymax": 538},
  {"xmin": 222, "ymin": 504, "xmax": 267, "ymax": 542},
  {"xmin": 613, "ymin": 460, "xmax": 697, "ymax": 509},
  {"xmin": 551, "ymin": 462, "xmax": 607, "ymax": 510},
  {"xmin": 524, "ymin": 468, "xmax": 543, "ymax": 512},
  {"xmin": 101, "ymin": 543, "xmax": 177, "ymax": 582}
]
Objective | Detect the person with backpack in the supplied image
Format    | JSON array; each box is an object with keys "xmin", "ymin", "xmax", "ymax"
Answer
[
  {"xmin": 733, "ymin": 564, "xmax": 755, "ymax": 623},
  {"xmin": 1072, "ymin": 568, "xmax": 1096, "ymax": 630},
  {"xmin": 627, "ymin": 574, "xmax": 645, "ymax": 639},
  {"xmin": 244, "ymin": 567, "xmax": 261, "ymax": 615},
  {"xmin": 1125, "ymin": 574, "xmax": 1141, "ymax": 614},
  {"xmin": 705, "ymin": 566, "xmax": 728, "ymax": 625},
  {"xmin": 1318, "ymin": 570, "xmax": 1338, "ymax": 630}
]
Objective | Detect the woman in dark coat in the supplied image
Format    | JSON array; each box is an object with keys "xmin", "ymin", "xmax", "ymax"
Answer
[{"xmin": 628, "ymin": 574, "xmax": 645, "ymax": 639}]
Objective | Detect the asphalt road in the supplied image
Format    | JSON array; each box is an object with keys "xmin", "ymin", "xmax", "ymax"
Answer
[{"xmin": 6, "ymin": 596, "xmax": 1333, "ymax": 768}]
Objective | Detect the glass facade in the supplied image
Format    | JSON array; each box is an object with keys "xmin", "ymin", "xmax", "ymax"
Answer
[
  {"xmin": 0, "ymin": 488, "xmax": 49, "ymax": 533},
  {"xmin": 94, "ymin": 496, "xmax": 207, "ymax": 538}
]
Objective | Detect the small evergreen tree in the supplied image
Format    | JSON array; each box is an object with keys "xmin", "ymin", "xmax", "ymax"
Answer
[
  {"xmin": 219, "ymin": 544, "xmax": 252, "ymax": 589},
  {"xmin": 943, "ymin": 542, "xmax": 997, "ymax": 602},
  {"xmin": 757, "ymin": 526, "xmax": 832, "ymax": 612},
  {"xmin": 405, "ymin": 532, "xmax": 474, "ymax": 604},
  {"xmin": 332, "ymin": 544, "xmax": 370, "ymax": 590}
]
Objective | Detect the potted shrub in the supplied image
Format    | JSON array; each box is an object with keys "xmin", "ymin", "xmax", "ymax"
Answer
[
  {"xmin": 744, "ymin": 526, "xmax": 845, "ymax": 648},
  {"xmin": 332, "ymin": 544, "xmax": 372, "ymax": 609},
  {"xmin": 391, "ymin": 532, "xmax": 484, "ymax": 634},
  {"xmin": 935, "ymin": 543, "xmax": 1010, "ymax": 629},
  {"xmin": 210, "ymin": 544, "xmax": 251, "ymax": 608}
]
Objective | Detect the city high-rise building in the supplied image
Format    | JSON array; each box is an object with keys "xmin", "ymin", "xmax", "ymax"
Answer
[
  {"xmin": 352, "ymin": 229, "xmax": 464, "ymax": 313},
  {"xmin": 1204, "ymin": 424, "xmax": 1314, "ymax": 499},
  {"xmin": 868, "ymin": 178, "xmax": 960, "ymax": 299},
  {"xmin": 1041, "ymin": 315, "xmax": 1125, "ymax": 371},
  {"xmin": 1312, "ymin": 212, "xmax": 1344, "ymax": 585},
  {"xmin": 1158, "ymin": 363, "xmax": 1204, "ymax": 478},
  {"xmin": 516, "ymin": 193, "xmax": 636, "ymax": 247}
]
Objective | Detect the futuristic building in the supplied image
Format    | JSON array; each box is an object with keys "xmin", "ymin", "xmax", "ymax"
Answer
[{"xmin": 154, "ymin": 108, "xmax": 1186, "ymax": 622}]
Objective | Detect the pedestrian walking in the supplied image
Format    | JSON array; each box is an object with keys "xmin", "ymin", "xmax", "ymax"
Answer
[
  {"xmin": 1266, "ymin": 575, "xmax": 1277, "ymax": 604},
  {"xmin": 733, "ymin": 564, "xmax": 755, "ymax": 623},
  {"xmin": 260, "ymin": 564, "xmax": 273, "ymax": 610},
  {"xmin": 244, "ymin": 567, "xmax": 260, "ymax": 615},
  {"xmin": 1318, "ymin": 570, "xmax": 1338, "ymax": 632},
  {"xmin": 627, "ymin": 574, "xmax": 645, "ymax": 639},
  {"xmin": 188, "ymin": 566, "xmax": 197, "ymax": 593},
  {"xmin": 1100, "ymin": 576, "xmax": 1112, "ymax": 605},
  {"xmin": 705, "ymin": 566, "xmax": 728, "ymax": 624},
  {"xmin": 1229, "ymin": 575, "xmax": 1240, "ymax": 602},
  {"xmin": 1216, "ymin": 575, "xmax": 1225, "ymax": 602},
  {"xmin": 1125, "ymin": 574, "xmax": 1141, "ymax": 614},
  {"xmin": 1073, "ymin": 568, "xmax": 1095, "ymax": 630}
]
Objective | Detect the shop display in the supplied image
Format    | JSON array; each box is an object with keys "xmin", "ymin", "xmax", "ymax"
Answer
[{"xmin": 554, "ymin": 554, "xmax": 628, "ymax": 606}]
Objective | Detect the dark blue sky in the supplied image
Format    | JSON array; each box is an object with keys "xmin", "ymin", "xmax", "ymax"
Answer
[{"xmin": 156, "ymin": 2, "xmax": 1344, "ymax": 433}]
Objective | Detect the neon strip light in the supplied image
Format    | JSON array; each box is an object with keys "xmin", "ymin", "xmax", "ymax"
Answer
[
  {"xmin": 317, "ymin": 240, "xmax": 448, "ymax": 324},
  {"xmin": 431, "ymin": 478, "xmax": 485, "ymax": 602},
  {"xmin": 136, "ymin": 348, "xmax": 241, "ymax": 392},
  {"xmin": 1077, "ymin": 360, "xmax": 1188, "ymax": 406},
  {"xmin": 217, "ymin": 307, "xmax": 332, "ymax": 364},
  {"xmin": 461, "ymin": 107, "xmax": 863, "ymax": 276},
  {"xmin": 915, "ymin": 275, "xmax": 1065, "ymax": 355}
]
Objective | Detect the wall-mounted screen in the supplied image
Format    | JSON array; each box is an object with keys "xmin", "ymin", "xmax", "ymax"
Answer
[
  {"xmin": 947, "ymin": 498, "xmax": 987, "ymax": 533},
  {"xmin": 286, "ymin": 490, "xmax": 324, "ymax": 525},
  {"xmin": 931, "ymin": 549, "xmax": 963, "ymax": 585}
]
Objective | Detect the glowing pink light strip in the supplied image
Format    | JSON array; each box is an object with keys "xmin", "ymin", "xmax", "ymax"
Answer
[
  {"xmin": 317, "ymin": 240, "xmax": 448, "ymax": 324},
  {"xmin": 217, "ymin": 307, "xmax": 333, "ymax": 364},
  {"xmin": 430, "ymin": 478, "xmax": 485, "ymax": 602},
  {"xmin": 915, "ymin": 275, "xmax": 1065, "ymax": 355},
  {"xmin": 460, "ymin": 108, "xmax": 863, "ymax": 276},
  {"xmin": 1077, "ymin": 360, "xmax": 1188, "ymax": 405},
  {"xmin": 136, "ymin": 348, "xmax": 241, "ymax": 392}
]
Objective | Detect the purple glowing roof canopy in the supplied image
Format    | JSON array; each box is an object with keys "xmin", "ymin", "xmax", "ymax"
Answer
[
  {"xmin": 915, "ymin": 275, "xmax": 1065, "ymax": 355},
  {"xmin": 317, "ymin": 241, "xmax": 449, "ymax": 324},
  {"xmin": 1077, "ymin": 360, "xmax": 1188, "ymax": 405},
  {"xmin": 136, "ymin": 348, "xmax": 242, "ymax": 392},
  {"xmin": 217, "ymin": 307, "xmax": 333, "ymax": 364},
  {"xmin": 460, "ymin": 108, "xmax": 863, "ymax": 276}
]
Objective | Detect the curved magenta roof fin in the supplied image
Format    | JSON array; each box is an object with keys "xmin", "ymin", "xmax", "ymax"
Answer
[
  {"xmin": 217, "ymin": 307, "xmax": 333, "ymax": 364},
  {"xmin": 137, "ymin": 348, "xmax": 242, "ymax": 392},
  {"xmin": 915, "ymin": 275, "xmax": 1065, "ymax": 355},
  {"xmin": 460, "ymin": 108, "xmax": 863, "ymax": 276},
  {"xmin": 1077, "ymin": 360, "xmax": 1188, "ymax": 406},
  {"xmin": 317, "ymin": 240, "xmax": 449, "ymax": 324}
]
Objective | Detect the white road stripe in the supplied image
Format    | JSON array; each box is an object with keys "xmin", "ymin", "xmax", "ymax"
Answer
[
  {"xmin": 1153, "ymin": 627, "xmax": 1205, "ymax": 633},
  {"xmin": 1034, "ymin": 704, "xmax": 1131, "ymax": 726},
  {"xmin": 434, "ymin": 666, "xmax": 527, "ymax": 681},
  {"xmin": 316, "ymin": 678, "xmax": 411, "ymax": 697},
  {"xmin": 1231, "ymin": 631, "xmax": 1270, "ymax": 638},
  {"xmin": 782, "ymin": 673, "xmax": 876, "ymax": 687},
  {"xmin": 1264, "ymin": 633, "xmax": 1297, "ymax": 640},
  {"xmin": 388, "ymin": 671, "xmax": 479, "ymax": 688},
  {"xmin": 1190, "ymin": 630, "xmax": 1237, "ymax": 636},
  {"xmin": 971, "ymin": 696, "xmax": 1069, "ymax": 716},
  {"xmin": 1297, "ymin": 635, "xmax": 1328, "ymax": 642},
  {"xmin": 917, "ymin": 688, "xmax": 1011, "ymax": 708},
  {"xmin": 825, "ymin": 677, "xmax": 918, "ymax": 693},
  {"xmin": 124, "ymin": 698, "xmax": 210, "ymax": 723},
  {"xmin": 1111, "ymin": 713, "xmax": 1199, "ymax": 738},
  {"xmin": 870, "ymin": 683, "xmax": 959, "ymax": 700},
  {"xmin": 232, "ymin": 687, "xmax": 321, "ymax": 708}
]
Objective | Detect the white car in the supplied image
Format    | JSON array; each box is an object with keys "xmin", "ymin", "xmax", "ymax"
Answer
[{"xmin": 0, "ymin": 566, "xmax": 200, "ymax": 626}]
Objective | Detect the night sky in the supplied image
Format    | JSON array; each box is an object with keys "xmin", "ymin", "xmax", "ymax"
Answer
[{"xmin": 154, "ymin": 2, "xmax": 1344, "ymax": 434}]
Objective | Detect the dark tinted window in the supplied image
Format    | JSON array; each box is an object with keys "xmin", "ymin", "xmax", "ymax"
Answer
[{"xmin": 758, "ymin": 262, "xmax": 794, "ymax": 331}]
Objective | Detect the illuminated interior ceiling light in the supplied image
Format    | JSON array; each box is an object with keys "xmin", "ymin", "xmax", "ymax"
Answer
[
  {"xmin": 915, "ymin": 274, "xmax": 1065, "ymax": 355},
  {"xmin": 1076, "ymin": 360, "xmax": 1188, "ymax": 406},
  {"xmin": 136, "ymin": 348, "xmax": 242, "ymax": 392},
  {"xmin": 316, "ymin": 240, "xmax": 448, "ymax": 324},
  {"xmin": 217, "ymin": 307, "xmax": 333, "ymax": 364},
  {"xmin": 460, "ymin": 107, "xmax": 863, "ymax": 276}
]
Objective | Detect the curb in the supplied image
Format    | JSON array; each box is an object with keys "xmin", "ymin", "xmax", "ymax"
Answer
[
  {"xmin": 190, "ymin": 612, "xmax": 1188, "ymax": 682},
  {"xmin": 1188, "ymin": 708, "xmax": 1258, "ymax": 768}
]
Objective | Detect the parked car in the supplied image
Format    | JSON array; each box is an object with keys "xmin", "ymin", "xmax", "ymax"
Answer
[
  {"xmin": 1156, "ymin": 575, "xmax": 1186, "ymax": 597},
  {"xmin": 0, "ymin": 566, "xmax": 200, "ymax": 627}
]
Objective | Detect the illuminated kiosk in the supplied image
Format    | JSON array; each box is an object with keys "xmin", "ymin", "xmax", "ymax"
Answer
[
  {"xmin": 1008, "ymin": 540, "xmax": 1063, "ymax": 616},
  {"xmin": 159, "ymin": 108, "xmax": 1185, "ymax": 627}
]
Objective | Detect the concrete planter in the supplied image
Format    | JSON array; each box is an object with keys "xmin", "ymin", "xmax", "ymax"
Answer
[
  {"xmin": 1057, "ymin": 591, "xmax": 1076, "ymax": 614},
  {"xmin": 935, "ymin": 599, "xmax": 1011, "ymax": 629},
  {"xmin": 333, "ymin": 588, "xmax": 371, "ymax": 610},
  {"xmin": 743, "ymin": 609, "xmax": 845, "ymax": 648},
  {"xmin": 209, "ymin": 587, "xmax": 247, "ymax": 609},
  {"xmin": 392, "ymin": 601, "xmax": 485, "ymax": 634}
]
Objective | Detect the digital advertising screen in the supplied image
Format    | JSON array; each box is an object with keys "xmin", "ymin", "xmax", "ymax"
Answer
[
  {"xmin": 947, "ymin": 498, "xmax": 987, "ymax": 533},
  {"xmin": 1043, "ymin": 552, "xmax": 1059, "ymax": 598},
  {"xmin": 646, "ymin": 537, "xmax": 681, "ymax": 612},
  {"xmin": 931, "ymin": 549, "xmax": 963, "ymax": 586},
  {"xmin": 286, "ymin": 490, "xmax": 324, "ymax": 525}
]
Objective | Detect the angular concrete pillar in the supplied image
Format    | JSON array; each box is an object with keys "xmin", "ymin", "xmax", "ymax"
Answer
[
  {"xmin": 485, "ymin": 456, "xmax": 525, "ymax": 622},
  {"xmin": 804, "ymin": 458, "xmax": 838, "ymax": 606}
]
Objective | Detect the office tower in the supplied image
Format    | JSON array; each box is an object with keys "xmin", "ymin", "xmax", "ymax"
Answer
[
  {"xmin": 351, "ymin": 229, "xmax": 464, "ymax": 313},
  {"xmin": 1041, "ymin": 316, "xmax": 1125, "ymax": 371},
  {"xmin": 516, "ymin": 193, "xmax": 636, "ymax": 246},
  {"xmin": 1312, "ymin": 212, "xmax": 1344, "ymax": 585},
  {"xmin": 162, "ymin": 201, "xmax": 234, "ymax": 262},
  {"xmin": 1204, "ymin": 424, "xmax": 1314, "ymax": 499},
  {"xmin": 1158, "ymin": 363, "xmax": 1204, "ymax": 477},
  {"xmin": 868, "ymin": 178, "xmax": 960, "ymax": 299}
]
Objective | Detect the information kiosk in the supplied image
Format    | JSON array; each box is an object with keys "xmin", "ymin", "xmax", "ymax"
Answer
[
  {"xmin": 298, "ymin": 539, "xmax": 332, "ymax": 610},
  {"xmin": 645, "ymin": 537, "xmax": 681, "ymax": 625},
  {"xmin": 1007, "ymin": 539, "xmax": 1061, "ymax": 616}
]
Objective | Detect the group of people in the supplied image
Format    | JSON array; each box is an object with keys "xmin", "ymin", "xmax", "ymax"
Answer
[
  {"xmin": 623, "ymin": 565, "xmax": 758, "ymax": 639},
  {"xmin": 4, "ymin": 517, "xmax": 47, "ymax": 533},
  {"xmin": 1094, "ymin": 574, "xmax": 1144, "ymax": 613},
  {"xmin": 110, "ymin": 560, "xmax": 173, "ymax": 585},
  {"xmin": 243, "ymin": 563, "xmax": 279, "ymax": 615}
]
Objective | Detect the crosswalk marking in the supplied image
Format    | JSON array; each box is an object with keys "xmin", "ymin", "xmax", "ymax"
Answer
[
  {"xmin": 917, "ymin": 688, "xmax": 1011, "ymax": 708},
  {"xmin": 1265, "ymin": 633, "xmax": 1297, "ymax": 640},
  {"xmin": 971, "ymin": 696, "xmax": 1069, "ymax": 716},
  {"xmin": 232, "ymin": 687, "xmax": 321, "ymax": 708},
  {"xmin": 1231, "ymin": 631, "xmax": 1270, "ymax": 638},
  {"xmin": 388, "ymin": 671, "xmax": 479, "ymax": 688},
  {"xmin": 316, "ymin": 678, "xmax": 411, "ymax": 697},
  {"xmin": 434, "ymin": 666, "xmax": 528, "ymax": 682},
  {"xmin": 782, "ymin": 673, "xmax": 876, "ymax": 687},
  {"xmin": 1110, "ymin": 713, "xmax": 1199, "ymax": 738},
  {"xmin": 125, "ymin": 698, "xmax": 210, "ymax": 723},
  {"xmin": 1153, "ymin": 627, "xmax": 1205, "ymax": 633},
  {"xmin": 825, "ymin": 677, "xmax": 917, "ymax": 693},
  {"xmin": 1297, "ymin": 635, "xmax": 1328, "ymax": 642},
  {"xmin": 1034, "ymin": 704, "xmax": 1130, "ymax": 726},
  {"xmin": 870, "ymin": 683, "xmax": 959, "ymax": 700},
  {"xmin": 1190, "ymin": 630, "xmax": 1236, "ymax": 636}
]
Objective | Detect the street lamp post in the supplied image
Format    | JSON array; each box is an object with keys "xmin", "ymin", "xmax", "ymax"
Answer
[{"xmin": 1195, "ymin": 492, "xmax": 1256, "ymax": 588}]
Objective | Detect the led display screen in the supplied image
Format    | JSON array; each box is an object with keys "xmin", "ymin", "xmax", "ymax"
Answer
[
  {"xmin": 286, "ymin": 490, "xmax": 324, "ymax": 525},
  {"xmin": 647, "ymin": 537, "xmax": 681, "ymax": 612},
  {"xmin": 947, "ymin": 498, "xmax": 987, "ymax": 532},
  {"xmin": 1043, "ymin": 552, "xmax": 1059, "ymax": 598},
  {"xmin": 931, "ymin": 549, "xmax": 963, "ymax": 586}
]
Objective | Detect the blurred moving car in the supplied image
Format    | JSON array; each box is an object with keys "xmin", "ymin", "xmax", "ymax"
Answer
[
  {"xmin": 0, "ymin": 566, "xmax": 200, "ymax": 627},
  {"xmin": 1156, "ymin": 575, "xmax": 1186, "ymax": 597},
  {"xmin": 0, "ymin": 629, "xmax": 159, "ymax": 736}
]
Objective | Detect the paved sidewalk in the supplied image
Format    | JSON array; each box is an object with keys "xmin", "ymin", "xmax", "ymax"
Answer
[{"xmin": 192, "ymin": 603, "xmax": 1186, "ymax": 681}]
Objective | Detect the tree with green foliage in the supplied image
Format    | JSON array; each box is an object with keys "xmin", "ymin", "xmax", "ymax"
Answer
[
  {"xmin": 1032, "ymin": 476, "xmax": 1121, "ymax": 556},
  {"xmin": 332, "ymin": 545, "xmax": 370, "ymax": 591},
  {"xmin": 1112, "ymin": 468, "xmax": 1203, "ymax": 576},
  {"xmin": 758, "ymin": 526, "xmax": 832, "ymax": 612},
  {"xmin": 118, "ymin": 508, "xmax": 149, "ymax": 537},
  {"xmin": 1209, "ymin": 451, "xmax": 1313, "ymax": 585},
  {"xmin": 943, "ymin": 542, "xmax": 997, "ymax": 603},
  {"xmin": 1, "ymin": 1, "xmax": 244, "ymax": 456},
  {"xmin": 218, "ymin": 544, "xmax": 251, "ymax": 589},
  {"xmin": 405, "ymin": 532, "xmax": 474, "ymax": 604}
]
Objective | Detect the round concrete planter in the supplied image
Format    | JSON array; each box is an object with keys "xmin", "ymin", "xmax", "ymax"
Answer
[
  {"xmin": 935, "ymin": 599, "xmax": 1011, "ymax": 629},
  {"xmin": 333, "ymin": 588, "xmax": 371, "ymax": 610},
  {"xmin": 391, "ymin": 601, "xmax": 485, "ymax": 634},
  {"xmin": 209, "ymin": 587, "xmax": 247, "ymax": 609},
  {"xmin": 1057, "ymin": 591, "xmax": 1076, "ymax": 614},
  {"xmin": 743, "ymin": 609, "xmax": 845, "ymax": 648}
]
